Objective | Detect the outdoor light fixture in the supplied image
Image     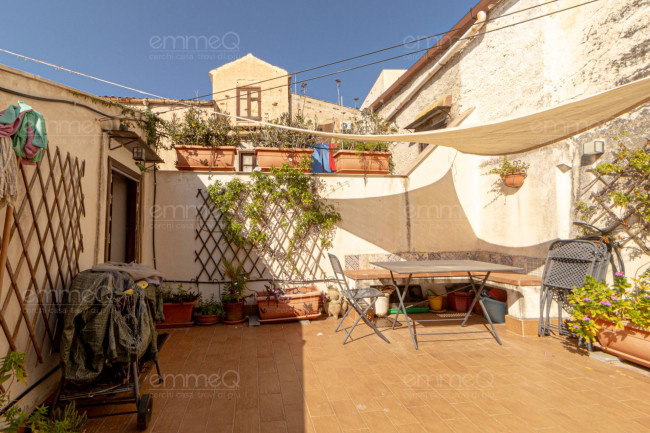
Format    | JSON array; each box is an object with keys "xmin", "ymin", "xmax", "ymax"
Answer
[
  {"xmin": 132, "ymin": 146, "xmax": 145, "ymax": 161},
  {"xmin": 583, "ymin": 140, "xmax": 605, "ymax": 156}
]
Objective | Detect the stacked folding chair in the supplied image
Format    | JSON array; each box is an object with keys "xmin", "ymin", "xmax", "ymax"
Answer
[{"xmin": 538, "ymin": 239, "xmax": 609, "ymax": 337}]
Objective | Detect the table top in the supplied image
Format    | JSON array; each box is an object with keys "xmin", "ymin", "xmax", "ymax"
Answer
[{"xmin": 370, "ymin": 259, "xmax": 524, "ymax": 274}]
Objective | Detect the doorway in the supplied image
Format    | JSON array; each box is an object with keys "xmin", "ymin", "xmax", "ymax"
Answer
[{"xmin": 105, "ymin": 159, "xmax": 140, "ymax": 263}]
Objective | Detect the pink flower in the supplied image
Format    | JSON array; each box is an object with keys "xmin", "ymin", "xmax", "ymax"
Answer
[
  {"xmin": 573, "ymin": 325, "xmax": 579, "ymax": 329},
  {"xmin": 583, "ymin": 297, "xmax": 591, "ymax": 302},
  {"xmin": 583, "ymin": 317, "xmax": 591, "ymax": 322},
  {"xmin": 611, "ymin": 296, "xmax": 619, "ymax": 302},
  {"xmin": 615, "ymin": 271, "xmax": 624, "ymax": 277},
  {"xmin": 600, "ymin": 300, "xmax": 612, "ymax": 306}
]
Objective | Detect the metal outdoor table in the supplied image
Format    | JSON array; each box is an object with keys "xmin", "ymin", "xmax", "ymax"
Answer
[{"xmin": 371, "ymin": 260, "xmax": 524, "ymax": 349}]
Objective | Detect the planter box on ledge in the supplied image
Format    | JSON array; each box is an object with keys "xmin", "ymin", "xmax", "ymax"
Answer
[
  {"xmin": 333, "ymin": 150, "xmax": 390, "ymax": 174},
  {"xmin": 175, "ymin": 146, "xmax": 237, "ymax": 171},
  {"xmin": 256, "ymin": 286, "xmax": 321, "ymax": 322},
  {"xmin": 255, "ymin": 147, "xmax": 313, "ymax": 172}
]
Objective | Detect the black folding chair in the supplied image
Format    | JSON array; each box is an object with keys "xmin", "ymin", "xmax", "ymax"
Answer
[{"xmin": 328, "ymin": 254, "xmax": 390, "ymax": 345}]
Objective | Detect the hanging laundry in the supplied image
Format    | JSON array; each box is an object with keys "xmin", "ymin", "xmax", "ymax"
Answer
[
  {"xmin": 0, "ymin": 136, "xmax": 17, "ymax": 207},
  {"xmin": 0, "ymin": 101, "xmax": 48, "ymax": 164}
]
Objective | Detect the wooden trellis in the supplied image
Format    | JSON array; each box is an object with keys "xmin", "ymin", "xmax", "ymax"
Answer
[
  {"xmin": 578, "ymin": 141, "xmax": 650, "ymax": 255},
  {"xmin": 194, "ymin": 189, "xmax": 328, "ymax": 282},
  {"xmin": 0, "ymin": 147, "xmax": 85, "ymax": 365}
]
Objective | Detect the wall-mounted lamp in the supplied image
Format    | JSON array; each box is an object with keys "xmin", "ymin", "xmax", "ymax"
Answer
[
  {"xmin": 132, "ymin": 146, "xmax": 146, "ymax": 161},
  {"xmin": 583, "ymin": 140, "xmax": 605, "ymax": 156}
]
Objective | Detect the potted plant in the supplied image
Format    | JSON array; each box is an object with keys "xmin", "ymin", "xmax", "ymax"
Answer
[
  {"xmin": 169, "ymin": 107, "xmax": 241, "ymax": 171},
  {"xmin": 222, "ymin": 257, "xmax": 250, "ymax": 323},
  {"xmin": 250, "ymin": 113, "xmax": 315, "ymax": 172},
  {"xmin": 255, "ymin": 281, "xmax": 322, "ymax": 322},
  {"xmin": 569, "ymin": 273, "xmax": 650, "ymax": 368},
  {"xmin": 194, "ymin": 294, "xmax": 225, "ymax": 325},
  {"xmin": 158, "ymin": 284, "xmax": 199, "ymax": 329},
  {"xmin": 487, "ymin": 156, "xmax": 530, "ymax": 188},
  {"xmin": 334, "ymin": 113, "xmax": 396, "ymax": 174}
]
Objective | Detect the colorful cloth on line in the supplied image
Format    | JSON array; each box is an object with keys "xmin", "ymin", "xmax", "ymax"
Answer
[{"xmin": 0, "ymin": 101, "xmax": 48, "ymax": 164}]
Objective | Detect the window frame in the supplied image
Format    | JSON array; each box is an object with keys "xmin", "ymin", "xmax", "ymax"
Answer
[{"xmin": 236, "ymin": 86, "xmax": 262, "ymax": 120}]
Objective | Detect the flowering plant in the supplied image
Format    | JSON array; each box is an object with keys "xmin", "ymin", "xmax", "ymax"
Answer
[{"xmin": 568, "ymin": 273, "xmax": 650, "ymax": 342}]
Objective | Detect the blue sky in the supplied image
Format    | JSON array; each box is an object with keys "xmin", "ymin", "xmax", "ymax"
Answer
[{"xmin": 1, "ymin": 0, "xmax": 477, "ymax": 107}]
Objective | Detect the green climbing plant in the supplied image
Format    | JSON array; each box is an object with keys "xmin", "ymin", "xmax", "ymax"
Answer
[{"xmin": 206, "ymin": 163, "xmax": 340, "ymax": 260}]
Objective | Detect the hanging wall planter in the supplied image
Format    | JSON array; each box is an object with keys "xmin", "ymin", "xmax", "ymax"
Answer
[
  {"xmin": 487, "ymin": 156, "xmax": 530, "ymax": 189},
  {"xmin": 501, "ymin": 172, "xmax": 527, "ymax": 188}
]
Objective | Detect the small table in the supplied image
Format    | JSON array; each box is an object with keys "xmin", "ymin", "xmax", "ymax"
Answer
[{"xmin": 371, "ymin": 260, "xmax": 524, "ymax": 349}]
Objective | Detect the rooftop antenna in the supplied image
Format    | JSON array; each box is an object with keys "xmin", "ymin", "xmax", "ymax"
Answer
[{"xmin": 353, "ymin": 97, "xmax": 359, "ymax": 109}]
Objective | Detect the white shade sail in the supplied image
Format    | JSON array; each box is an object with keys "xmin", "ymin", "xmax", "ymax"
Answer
[{"xmin": 225, "ymin": 77, "xmax": 650, "ymax": 155}]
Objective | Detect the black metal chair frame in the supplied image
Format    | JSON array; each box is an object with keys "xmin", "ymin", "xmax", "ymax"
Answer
[{"xmin": 328, "ymin": 254, "xmax": 390, "ymax": 345}]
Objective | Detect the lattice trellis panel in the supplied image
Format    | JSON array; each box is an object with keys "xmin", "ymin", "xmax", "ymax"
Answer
[
  {"xmin": 195, "ymin": 189, "xmax": 328, "ymax": 282},
  {"xmin": 0, "ymin": 147, "xmax": 85, "ymax": 365},
  {"xmin": 578, "ymin": 141, "xmax": 650, "ymax": 256}
]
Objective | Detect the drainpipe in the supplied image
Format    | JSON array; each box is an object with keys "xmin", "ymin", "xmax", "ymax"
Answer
[{"xmin": 385, "ymin": 10, "xmax": 487, "ymax": 121}]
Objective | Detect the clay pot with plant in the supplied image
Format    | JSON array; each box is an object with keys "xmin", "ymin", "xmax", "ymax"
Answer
[
  {"xmin": 250, "ymin": 113, "xmax": 316, "ymax": 172},
  {"xmin": 159, "ymin": 284, "xmax": 199, "ymax": 328},
  {"xmin": 569, "ymin": 273, "xmax": 650, "ymax": 368},
  {"xmin": 334, "ymin": 113, "xmax": 397, "ymax": 174},
  {"xmin": 487, "ymin": 156, "xmax": 530, "ymax": 188},
  {"xmin": 168, "ymin": 108, "xmax": 241, "ymax": 171},
  {"xmin": 221, "ymin": 257, "xmax": 250, "ymax": 323},
  {"xmin": 195, "ymin": 294, "xmax": 225, "ymax": 325}
]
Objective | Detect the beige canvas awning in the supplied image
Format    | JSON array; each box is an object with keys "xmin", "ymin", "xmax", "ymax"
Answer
[{"xmin": 225, "ymin": 77, "xmax": 650, "ymax": 155}]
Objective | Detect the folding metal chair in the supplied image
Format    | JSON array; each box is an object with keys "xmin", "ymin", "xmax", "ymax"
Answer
[{"xmin": 328, "ymin": 254, "xmax": 390, "ymax": 345}]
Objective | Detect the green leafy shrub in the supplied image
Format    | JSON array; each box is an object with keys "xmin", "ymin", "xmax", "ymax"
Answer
[
  {"xmin": 568, "ymin": 273, "xmax": 650, "ymax": 342},
  {"xmin": 167, "ymin": 107, "xmax": 241, "ymax": 148},
  {"xmin": 196, "ymin": 294, "xmax": 225, "ymax": 317},
  {"xmin": 487, "ymin": 156, "xmax": 530, "ymax": 176},
  {"xmin": 161, "ymin": 283, "xmax": 199, "ymax": 304}
]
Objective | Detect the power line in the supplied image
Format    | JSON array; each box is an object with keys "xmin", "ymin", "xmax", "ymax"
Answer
[
  {"xmin": 0, "ymin": 48, "xmax": 167, "ymax": 100},
  {"xmin": 158, "ymin": 0, "xmax": 601, "ymax": 115},
  {"xmin": 0, "ymin": 0, "xmax": 600, "ymax": 116},
  {"xmin": 162, "ymin": 0, "xmax": 568, "ymax": 104}
]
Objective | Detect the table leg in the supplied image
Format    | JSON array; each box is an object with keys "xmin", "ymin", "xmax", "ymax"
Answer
[
  {"xmin": 461, "ymin": 272, "xmax": 502, "ymax": 345},
  {"xmin": 390, "ymin": 271, "xmax": 418, "ymax": 349}
]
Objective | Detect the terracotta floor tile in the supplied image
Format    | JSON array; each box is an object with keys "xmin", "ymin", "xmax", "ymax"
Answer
[
  {"xmin": 260, "ymin": 393, "xmax": 285, "ymax": 422},
  {"xmin": 311, "ymin": 415, "xmax": 343, "ymax": 433},
  {"xmin": 144, "ymin": 318, "xmax": 650, "ymax": 433},
  {"xmin": 261, "ymin": 420, "xmax": 289, "ymax": 433},
  {"xmin": 330, "ymin": 399, "xmax": 368, "ymax": 430}
]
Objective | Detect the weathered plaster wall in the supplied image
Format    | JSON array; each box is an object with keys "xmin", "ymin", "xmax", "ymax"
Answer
[
  {"xmin": 375, "ymin": 0, "xmax": 650, "ymax": 266},
  {"xmin": 0, "ymin": 64, "xmax": 150, "ymax": 414},
  {"xmin": 209, "ymin": 53, "xmax": 290, "ymax": 123}
]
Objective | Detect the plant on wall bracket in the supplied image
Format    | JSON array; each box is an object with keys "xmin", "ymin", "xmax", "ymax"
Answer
[
  {"xmin": 576, "ymin": 134, "xmax": 650, "ymax": 256},
  {"xmin": 486, "ymin": 156, "xmax": 530, "ymax": 188},
  {"xmin": 206, "ymin": 163, "xmax": 340, "ymax": 267}
]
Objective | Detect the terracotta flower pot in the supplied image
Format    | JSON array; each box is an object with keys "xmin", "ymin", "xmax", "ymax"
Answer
[
  {"xmin": 224, "ymin": 301, "xmax": 245, "ymax": 322},
  {"xmin": 157, "ymin": 300, "xmax": 197, "ymax": 329},
  {"xmin": 254, "ymin": 148, "xmax": 313, "ymax": 172},
  {"xmin": 501, "ymin": 172, "xmax": 526, "ymax": 188},
  {"xmin": 195, "ymin": 314, "xmax": 221, "ymax": 326},
  {"xmin": 175, "ymin": 145, "xmax": 237, "ymax": 171},
  {"xmin": 332, "ymin": 150, "xmax": 391, "ymax": 174},
  {"xmin": 256, "ymin": 286, "xmax": 322, "ymax": 322},
  {"xmin": 595, "ymin": 319, "xmax": 650, "ymax": 369}
]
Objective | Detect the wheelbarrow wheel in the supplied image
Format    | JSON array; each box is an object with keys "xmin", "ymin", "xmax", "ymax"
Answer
[{"xmin": 137, "ymin": 393, "xmax": 153, "ymax": 430}]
